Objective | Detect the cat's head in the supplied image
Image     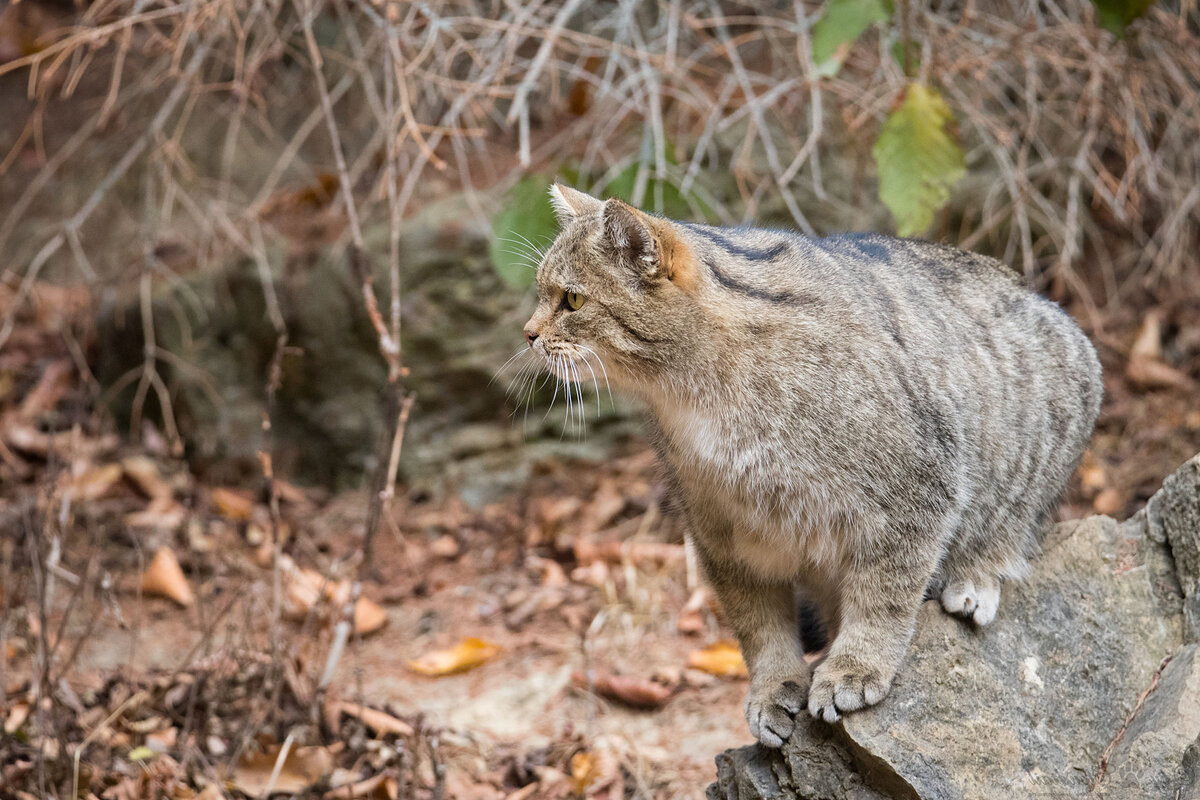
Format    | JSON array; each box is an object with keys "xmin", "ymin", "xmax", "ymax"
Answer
[{"xmin": 522, "ymin": 184, "xmax": 701, "ymax": 392}]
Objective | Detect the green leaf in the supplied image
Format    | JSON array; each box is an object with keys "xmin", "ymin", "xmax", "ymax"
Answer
[
  {"xmin": 490, "ymin": 176, "xmax": 560, "ymax": 289},
  {"xmin": 873, "ymin": 84, "xmax": 965, "ymax": 237},
  {"xmin": 810, "ymin": 0, "xmax": 891, "ymax": 77},
  {"xmin": 1090, "ymin": 0, "xmax": 1154, "ymax": 36}
]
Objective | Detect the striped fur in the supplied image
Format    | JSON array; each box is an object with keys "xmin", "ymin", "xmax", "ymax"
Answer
[{"xmin": 524, "ymin": 185, "xmax": 1102, "ymax": 747}]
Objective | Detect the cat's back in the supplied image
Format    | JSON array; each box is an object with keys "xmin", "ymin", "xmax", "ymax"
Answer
[{"xmin": 680, "ymin": 224, "xmax": 1094, "ymax": 382}]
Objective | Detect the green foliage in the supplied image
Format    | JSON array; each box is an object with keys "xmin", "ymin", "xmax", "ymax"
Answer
[
  {"xmin": 810, "ymin": 0, "xmax": 891, "ymax": 76},
  {"xmin": 1090, "ymin": 0, "xmax": 1155, "ymax": 35},
  {"xmin": 872, "ymin": 84, "xmax": 965, "ymax": 237},
  {"xmin": 490, "ymin": 176, "xmax": 559, "ymax": 289},
  {"xmin": 601, "ymin": 142, "xmax": 711, "ymax": 221}
]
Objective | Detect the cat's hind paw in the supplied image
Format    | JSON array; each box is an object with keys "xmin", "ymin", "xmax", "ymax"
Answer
[{"xmin": 940, "ymin": 575, "xmax": 1000, "ymax": 626}]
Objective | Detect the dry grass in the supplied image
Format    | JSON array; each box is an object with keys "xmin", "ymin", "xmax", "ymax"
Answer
[{"xmin": 1, "ymin": 0, "xmax": 1198, "ymax": 327}]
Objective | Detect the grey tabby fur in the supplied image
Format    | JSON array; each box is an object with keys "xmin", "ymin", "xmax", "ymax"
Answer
[{"xmin": 522, "ymin": 184, "xmax": 1102, "ymax": 748}]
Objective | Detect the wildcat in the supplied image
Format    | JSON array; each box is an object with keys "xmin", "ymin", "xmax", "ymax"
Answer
[{"xmin": 522, "ymin": 184, "xmax": 1102, "ymax": 748}]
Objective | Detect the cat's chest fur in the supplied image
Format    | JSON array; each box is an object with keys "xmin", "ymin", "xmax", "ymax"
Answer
[{"xmin": 653, "ymin": 402, "xmax": 852, "ymax": 577}]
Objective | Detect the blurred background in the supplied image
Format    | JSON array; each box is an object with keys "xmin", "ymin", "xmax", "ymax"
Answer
[{"xmin": 1, "ymin": 1, "xmax": 1198, "ymax": 798}]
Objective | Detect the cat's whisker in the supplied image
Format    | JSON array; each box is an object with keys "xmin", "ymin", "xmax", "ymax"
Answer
[
  {"xmin": 496, "ymin": 247, "xmax": 543, "ymax": 272},
  {"xmin": 505, "ymin": 358, "xmax": 537, "ymax": 405},
  {"xmin": 509, "ymin": 231, "xmax": 548, "ymax": 260},
  {"xmin": 577, "ymin": 345, "xmax": 614, "ymax": 410},
  {"xmin": 544, "ymin": 354, "xmax": 563, "ymax": 423},
  {"xmin": 492, "ymin": 346, "xmax": 530, "ymax": 388},
  {"xmin": 569, "ymin": 359, "xmax": 588, "ymax": 432},
  {"xmin": 576, "ymin": 355, "xmax": 601, "ymax": 416}
]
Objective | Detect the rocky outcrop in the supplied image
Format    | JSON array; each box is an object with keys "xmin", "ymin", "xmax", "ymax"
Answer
[
  {"xmin": 95, "ymin": 214, "xmax": 636, "ymax": 497},
  {"xmin": 710, "ymin": 454, "xmax": 1200, "ymax": 800}
]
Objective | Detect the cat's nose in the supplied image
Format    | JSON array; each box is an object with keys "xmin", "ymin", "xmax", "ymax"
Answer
[{"xmin": 524, "ymin": 325, "xmax": 539, "ymax": 347}]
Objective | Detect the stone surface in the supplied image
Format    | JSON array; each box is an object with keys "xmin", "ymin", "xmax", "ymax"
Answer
[
  {"xmin": 1145, "ymin": 454, "xmax": 1200, "ymax": 641},
  {"xmin": 709, "ymin": 454, "xmax": 1200, "ymax": 800},
  {"xmin": 95, "ymin": 211, "xmax": 638, "ymax": 497}
]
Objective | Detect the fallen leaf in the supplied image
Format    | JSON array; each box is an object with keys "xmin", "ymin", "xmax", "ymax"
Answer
[
  {"xmin": 1078, "ymin": 451, "xmax": 1107, "ymax": 496},
  {"xmin": 687, "ymin": 641, "xmax": 748, "ymax": 678},
  {"xmin": 353, "ymin": 597, "xmax": 388, "ymax": 636},
  {"xmin": 1129, "ymin": 309, "xmax": 1164, "ymax": 362},
  {"xmin": 15, "ymin": 359, "xmax": 71, "ymax": 421},
  {"xmin": 68, "ymin": 463, "xmax": 124, "ymax": 501},
  {"xmin": 4, "ymin": 702, "xmax": 29, "ymax": 734},
  {"xmin": 407, "ymin": 637, "xmax": 500, "ymax": 677},
  {"xmin": 322, "ymin": 772, "xmax": 398, "ymax": 800},
  {"xmin": 570, "ymin": 561, "xmax": 610, "ymax": 588},
  {"xmin": 331, "ymin": 702, "xmax": 413, "ymax": 737},
  {"xmin": 574, "ymin": 540, "xmax": 685, "ymax": 568},
  {"xmin": 233, "ymin": 744, "xmax": 334, "ymax": 796},
  {"xmin": 211, "ymin": 487, "xmax": 256, "ymax": 521},
  {"xmin": 121, "ymin": 455, "xmax": 172, "ymax": 500},
  {"xmin": 569, "ymin": 752, "xmax": 598, "ymax": 794},
  {"xmin": 580, "ymin": 479, "xmax": 626, "ymax": 533},
  {"xmin": 429, "ymin": 535, "xmax": 460, "ymax": 559},
  {"xmin": 571, "ymin": 671, "xmax": 673, "ymax": 709},
  {"xmin": 676, "ymin": 587, "xmax": 709, "ymax": 635},
  {"xmin": 1093, "ymin": 488, "xmax": 1125, "ymax": 516},
  {"xmin": 124, "ymin": 495, "xmax": 187, "ymax": 531},
  {"xmin": 1127, "ymin": 309, "xmax": 1196, "ymax": 390},
  {"xmin": 141, "ymin": 548, "xmax": 195, "ymax": 607}
]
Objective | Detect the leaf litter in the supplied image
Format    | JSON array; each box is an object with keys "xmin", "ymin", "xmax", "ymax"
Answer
[{"xmin": 2, "ymin": 283, "xmax": 1199, "ymax": 798}]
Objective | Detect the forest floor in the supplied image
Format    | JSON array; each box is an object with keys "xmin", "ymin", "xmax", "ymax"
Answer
[{"xmin": 1, "ymin": 282, "xmax": 1199, "ymax": 800}]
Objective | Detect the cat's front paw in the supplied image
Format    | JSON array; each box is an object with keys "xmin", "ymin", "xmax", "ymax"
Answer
[
  {"xmin": 806, "ymin": 653, "xmax": 892, "ymax": 723},
  {"xmin": 744, "ymin": 672, "xmax": 810, "ymax": 748}
]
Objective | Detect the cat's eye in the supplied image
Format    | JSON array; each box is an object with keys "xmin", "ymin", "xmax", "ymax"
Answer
[{"xmin": 564, "ymin": 291, "xmax": 586, "ymax": 311}]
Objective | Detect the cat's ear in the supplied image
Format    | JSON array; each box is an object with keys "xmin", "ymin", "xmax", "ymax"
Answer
[
  {"xmin": 549, "ymin": 183, "xmax": 603, "ymax": 226},
  {"xmin": 602, "ymin": 198, "xmax": 658, "ymax": 270},
  {"xmin": 602, "ymin": 198, "xmax": 697, "ymax": 289}
]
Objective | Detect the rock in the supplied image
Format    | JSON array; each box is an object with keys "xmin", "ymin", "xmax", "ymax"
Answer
[
  {"xmin": 709, "ymin": 454, "xmax": 1200, "ymax": 800},
  {"xmin": 1144, "ymin": 454, "xmax": 1200, "ymax": 642},
  {"xmin": 95, "ymin": 209, "xmax": 638, "ymax": 497}
]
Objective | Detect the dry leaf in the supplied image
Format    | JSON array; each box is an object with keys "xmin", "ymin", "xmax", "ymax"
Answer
[
  {"xmin": 15, "ymin": 359, "xmax": 71, "ymax": 421},
  {"xmin": 195, "ymin": 785, "xmax": 226, "ymax": 800},
  {"xmin": 407, "ymin": 637, "xmax": 500, "ymax": 677},
  {"xmin": 574, "ymin": 540, "xmax": 685, "ymax": 568},
  {"xmin": 1078, "ymin": 452, "xmax": 1106, "ymax": 497},
  {"xmin": 354, "ymin": 597, "xmax": 388, "ymax": 636},
  {"xmin": 569, "ymin": 752, "xmax": 598, "ymax": 794},
  {"xmin": 68, "ymin": 463, "xmax": 124, "ymax": 501},
  {"xmin": 1093, "ymin": 488, "xmax": 1125, "ymax": 516},
  {"xmin": 211, "ymin": 487, "xmax": 256, "ymax": 521},
  {"xmin": 322, "ymin": 772, "xmax": 398, "ymax": 800},
  {"xmin": 687, "ymin": 641, "xmax": 748, "ymax": 678},
  {"xmin": 124, "ymin": 496, "xmax": 187, "ymax": 531},
  {"xmin": 580, "ymin": 479, "xmax": 625, "ymax": 533},
  {"xmin": 571, "ymin": 561, "xmax": 610, "ymax": 589},
  {"xmin": 233, "ymin": 744, "xmax": 334, "ymax": 796},
  {"xmin": 676, "ymin": 587, "xmax": 709, "ymax": 635},
  {"xmin": 429, "ymin": 535, "xmax": 460, "ymax": 559},
  {"xmin": 1127, "ymin": 310, "xmax": 1196, "ymax": 390},
  {"xmin": 1130, "ymin": 309, "xmax": 1164, "ymax": 362},
  {"xmin": 5, "ymin": 702, "xmax": 29, "ymax": 734},
  {"xmin": 141, "ymin": 548, "xmax": 195, "ymax": 607},
  {"xmin": 121, "ymin": 455, "xmax": 172, "ymax": 500},
  {"xmin": 571, "ymin": 671, "xmax": 674, "ymax": 709},
  {"xmin": 331, "ymin": 702, "xmax": 413, "ymax": 737}
]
